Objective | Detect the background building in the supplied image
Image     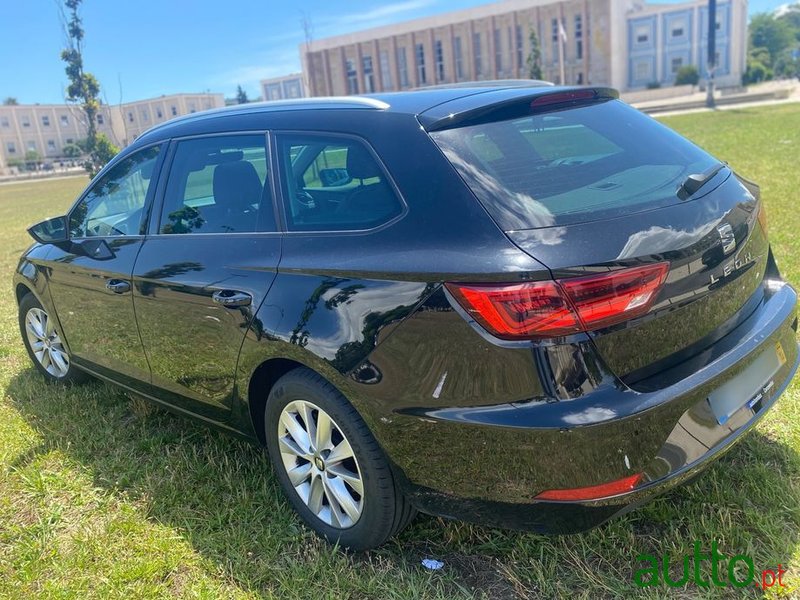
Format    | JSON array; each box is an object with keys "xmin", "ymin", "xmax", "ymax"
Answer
[
  {"xmin": 301, "ymin": 0, "xmax": 747, "ymax": 96},
  {"xmin": 260, "ymin": 73, "xmax": 307, "ymax": 101},
  {"xmin": 0, "ymin": 93, "xmax": 224, "ymax": 174}
]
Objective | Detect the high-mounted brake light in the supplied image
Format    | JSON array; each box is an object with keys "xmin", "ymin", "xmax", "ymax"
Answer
[
  {"xmin": 535, "ymin": 473, "xmax": 643, "ymax": 501},
  {"xmin": 445, "ymin": 262, "xmax": 669, "ymax": 340},
  {"xmin": 530, "ymin": 89, "xmax": 598, "ymax": 108}
]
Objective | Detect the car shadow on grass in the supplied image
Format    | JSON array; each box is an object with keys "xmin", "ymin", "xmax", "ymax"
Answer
[{"xmin": 6, "ymin": 368, "xmax": 800, "ymax": 599}]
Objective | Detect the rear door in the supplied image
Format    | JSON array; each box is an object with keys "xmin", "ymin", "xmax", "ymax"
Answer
[
  {"xmin": 45, "ymin": 144, "xmax": 163, "ymax": 388},
  {"xmin": 132, "ymin": 133, "xmax": 281, "ymax": 420},
  {"xmin": 429, "ymin": 96, "xmax": 769, "ymax": 383}
]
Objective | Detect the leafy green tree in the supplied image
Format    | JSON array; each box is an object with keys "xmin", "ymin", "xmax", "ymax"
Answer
[
  {"xmin": 235, "ymin": 85, "xmax": 249, "ymax": 104},
  {"xmin": 743, "ymin": 47, "xmax": 774, "ymax": 84},
  {"xmin": 675, "ymin": 65, "xmax": 700, "ymax": 87},
  {"xmin": 527, "ymin": 29, "xmax": 543, "ymax": 80},
  {"xmin": 2, "ymin": 97, "xmax": 18, "ymax": 105},
  {"xmin": 62, "ymin": 143, "xmax": 83, "ymax": 158},
  {"xmin": 60, "ymin": 0, "xmax": 118, "ymax": 177},
  {"xmin": 749, "ymin": 13, "xmax": 795, "ymax": 66}
]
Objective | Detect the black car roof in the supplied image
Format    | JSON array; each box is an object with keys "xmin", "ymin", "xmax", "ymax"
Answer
[{"xmin": 132, "ymin": 83, "xmax": 616, "ymax": 147}]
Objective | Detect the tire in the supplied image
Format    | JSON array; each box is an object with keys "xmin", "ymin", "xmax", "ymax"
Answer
[
  {"xmin": 264, "ymin": 367, "xmax": 415, "ymax": 550},
  {"xmin": 18, "ymin": 293, "xmax": 89, "ymax": 384}
]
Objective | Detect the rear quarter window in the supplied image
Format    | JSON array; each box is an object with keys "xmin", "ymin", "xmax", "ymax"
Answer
[{"xmin": 431, "ymin": 99, "xmax": 718, "ymax": 230}]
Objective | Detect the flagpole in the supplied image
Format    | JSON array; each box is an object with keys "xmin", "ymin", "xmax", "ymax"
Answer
[{"xmin": 559, "ymin": 18, "xmax": 567, "ymax": 85}]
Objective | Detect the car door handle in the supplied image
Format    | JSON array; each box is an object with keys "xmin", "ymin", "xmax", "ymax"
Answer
[
  {"xmin": 106, "ymin": 279, "xmax": 131, "ymax": 294},
  {"xmin": 211, "ymin": 290, "xmax": 252, "ymax": 308}
]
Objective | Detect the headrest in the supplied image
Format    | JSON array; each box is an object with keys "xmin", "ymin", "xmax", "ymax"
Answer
[
  {"xmin": 346, "ymin": 144, "xmax": 382, "ymax": 180},
  {"xmin": 212, "ymin": 161, "xmax": 263, "ymax": 210}
]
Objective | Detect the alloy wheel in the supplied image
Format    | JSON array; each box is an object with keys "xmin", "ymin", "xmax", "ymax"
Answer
[
  {"xmin": 24, "ymin": 307, "xmax": 70, "ymax": 378},
  {"xmin": 277, "ymin": 399, "xmax": 365, "ymax": 528}
]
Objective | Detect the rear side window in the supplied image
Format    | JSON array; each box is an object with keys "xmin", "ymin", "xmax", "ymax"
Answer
[
  {"xmin": 431, "ymin": 100, "xmax": 718, "ymax": 230},
  {"xmin": 276, "ymin": 134, "xmax": 403, "ymax": 231},
  {"xmin": 159, "ymin": 134, "xmax": 275, "ymax": 234}
]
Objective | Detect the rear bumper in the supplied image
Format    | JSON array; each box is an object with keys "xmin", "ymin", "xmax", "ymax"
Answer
[{"xmin": 385, "ymin": 281, "xmax": 798, "ymax": 533}]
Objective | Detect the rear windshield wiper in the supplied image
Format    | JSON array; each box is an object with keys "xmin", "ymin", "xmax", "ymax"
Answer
[{"xmin": 677, "ymin": 162, "xmax": 727, "ymax": 200}]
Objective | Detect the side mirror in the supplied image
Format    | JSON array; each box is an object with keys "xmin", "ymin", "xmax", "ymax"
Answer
[{"xmin": 28, "ymin": 216, "xmax": 68, "ymax": 244}]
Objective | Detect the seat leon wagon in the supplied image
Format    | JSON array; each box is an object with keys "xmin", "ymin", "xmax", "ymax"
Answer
[{"xmin": 15, "ymin": 85, "xmax": 799, "ymax": 550}]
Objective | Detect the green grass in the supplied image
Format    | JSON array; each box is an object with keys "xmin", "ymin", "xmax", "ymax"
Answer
[{"xmin": 1, "ymin": 104, "xmax": 800, "ymax": 599}]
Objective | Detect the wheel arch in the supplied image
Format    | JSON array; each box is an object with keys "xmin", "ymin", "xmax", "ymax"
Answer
[{"xmin": 246, "ymin": 357, "xmax": 307, "ymax": 446}]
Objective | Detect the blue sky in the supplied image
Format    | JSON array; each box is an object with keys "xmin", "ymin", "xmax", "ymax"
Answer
[{"xmin": 0, "ymin": 0, "xmax": 790, "ymax": 104}]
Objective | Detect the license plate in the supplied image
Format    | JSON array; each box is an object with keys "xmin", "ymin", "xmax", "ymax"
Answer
[{"xmin": 707, "ymin": 343, "xmax": 783, "ymax": 425}]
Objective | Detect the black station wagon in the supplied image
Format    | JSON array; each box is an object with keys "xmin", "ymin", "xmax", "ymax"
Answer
[{"xmin": 15, "ymin": 85, "xmax": 799, "ymax": 550}]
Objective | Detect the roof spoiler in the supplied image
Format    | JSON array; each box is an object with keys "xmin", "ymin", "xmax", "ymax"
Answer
[{"xmin": 421, "ymin": 87, "xmax": 619, "ymax": 132}]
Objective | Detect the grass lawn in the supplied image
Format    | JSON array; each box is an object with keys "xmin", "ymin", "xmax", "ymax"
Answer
[{"xmin": 1, "ymin": 104, "xmax": 799, "ymax": 599}]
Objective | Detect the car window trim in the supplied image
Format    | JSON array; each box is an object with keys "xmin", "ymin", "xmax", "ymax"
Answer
[
  {"xmin": 149, "ymin": 130, "xmax": 282, "ymax": 237},
  {"xmin": 271, "ymin": 130, "xmax": 409, "ymax": 236},
  {"xmin": 67, "ymin": 141, "xmax": 166, "ymax": 242}
]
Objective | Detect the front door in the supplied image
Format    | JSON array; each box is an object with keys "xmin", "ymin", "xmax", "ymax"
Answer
[
  {"xmin": 46, "ymin": 144, "xmax": 163, "ymax": 388},
  {"xmin": 132, "ymin": 133, "xmax": 280, "ymax": 421}
]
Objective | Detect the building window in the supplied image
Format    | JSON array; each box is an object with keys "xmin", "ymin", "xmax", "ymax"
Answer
[
  {"xmin": 435, "ymin": 40, "xmax": 445, "ymax": 82},
  {"xmin": 27, "ymin": 140, "xmax": 36, "ymax": 152},
  {"xmin": 473, "ymin": 32, "xmax": 483, "ymax": 76},
  {"xmin": 635, "ymin": 25, "xmax": 649, "ymax": 44},
  {"xmin": 156, "ymin": 108, "xmax": 163, "ymax": 119},
  {"xmin": 128, "ymin": 112, "xmax": 134, "ymax": 123},
  {"xmin": 0, "ymin": 116, "xmax": 9, "ymax": 128},
  {"xmin": 453, "ymin": 36, "xmax": 464, "ymax": 80},
  {"xmin": 672, "ymin": 21, "xmax": 686, "ymax": 37},
  {"xmin": 188, "ymin": 103, "xmax": 196, "ymax": 113},
  {"xmin": 577, "ymin": 72, "xmax": 584, "ymax": 84},
  {"xmin": 552, "ymin": 19, "xmax": 559, "ymax": 43},
  {"xmin": 41, "ymin": 115, "xmax": 50, "ymax": 127},
  {"xmin": 47, "ymin": 140, "xmax": 56, "ymax": 152},
  {"xmin": 397, "ymin": 47, "xmax": 409, "ymax": 88},
  {"xmin": 635, "ymin": 61, "xmax": 651, "ymax": 80},
  {"xmin": 171, "ymin": 105, "xmax": 178, "ymax": 116},
  {"xmin": 515, "ymin": 25, "xmax": 524, "ymax": 70},
  {"xmin": 284, "ymin": 80, "xmax": 302, "ymax": 98},
  {"xmin": 494, "ymin": 29, "xmax": 503, "ymax": 74},
  {"xmin": 141, "ymin": 109, "xmax": 149, "ymax": 122},
  {"xmin": 379, "ymin": 50, "xmax": 393, "ymax": 90},
  {"xmin": 7, "ymin": 142, "xmax": 15, "ymax": 154},
  {"xmin": 97, "ymin": 113, "xmax": 104, "ymax": 124},
  {"xmin": 60, "ymin": 115, "xmax": 69, "ymax": 126},
  {"xmin": 576, "ymin": 15, "xmax": 583, "ymax": 60},
  {"xmin": 415, "ymin": 42, "xmax": 427, "ymax": 84},
  {"xmin": 66, "ymin": 138, "xmax": 74, "ymax": 144},
  {"xmin": 346, "ymin": 59, "xmax": 359, "ymax": 94},
  {"xmin": 21, "ymin": 116, "xmax": 30, "ymax": 128},
  {"xmin": 363, "ymin": 55, "xmax": 375, "ymax": 93},
  {"xmin": 671, "ymin": 57, "xmax": 684, "ymax": 74}
]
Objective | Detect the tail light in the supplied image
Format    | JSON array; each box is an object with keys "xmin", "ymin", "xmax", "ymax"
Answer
[
  {"xmin": 535, "ymin": 473, "xmax": 643, "ymax": 501},
  {"xmin": 445, "ymin": 262, "xmax": 669, "ymax": 340}
]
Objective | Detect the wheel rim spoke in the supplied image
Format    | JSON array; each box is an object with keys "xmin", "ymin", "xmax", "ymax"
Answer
[
  {"xmin": 50, "ymin": 349, "xmax": 69, "ymax": 374},
  {"xmin": 25, "ymin": 308, "xmax": 70, "ymax": 378},
  {"xmin": 277, "ymin": 399, "xmax": 364, "ymax": 529}
]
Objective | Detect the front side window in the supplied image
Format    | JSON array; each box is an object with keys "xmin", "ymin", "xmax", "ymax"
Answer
[
  {"xmin": 276, "ymin": 134, "xmax": 403, "ymax": 232},
  {"xmin": 69, "ymin": 145, "xmax": 161, "ymax": 238},
  {"xmin": 159, "ymin": 135, "xmax": 273, "ymax": 234}
]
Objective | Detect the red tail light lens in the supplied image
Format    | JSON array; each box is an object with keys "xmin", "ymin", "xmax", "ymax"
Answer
[
  {"xmin": 446, "ymin": 262, "xmax": 669, "ymax": 340},
  {"xmin": 530, "ymin": 89, "xmax": 597, "ymax": 108}
]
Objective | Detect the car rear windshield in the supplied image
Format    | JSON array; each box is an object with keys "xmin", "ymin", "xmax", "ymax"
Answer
[{"xmin": 430, "ymin": 99, "xmax": 719, "ymax": 230}]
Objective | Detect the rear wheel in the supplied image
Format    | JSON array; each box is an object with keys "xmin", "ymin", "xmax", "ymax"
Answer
[
  {"xmin": 18, "ymin": 293, "xmax": 88, "ymax": 384},
  {"xmin": 264, "ymin": 367, "xmax": 415, "ymax": 550}
]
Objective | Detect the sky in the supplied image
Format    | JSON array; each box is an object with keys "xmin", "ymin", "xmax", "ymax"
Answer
[{"xmin": 0, "ymin": 0, "xmax": 792, "ymax": 105}]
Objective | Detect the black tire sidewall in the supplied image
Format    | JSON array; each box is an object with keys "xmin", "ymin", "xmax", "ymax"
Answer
[{"xmin": 264, "ymin": 369, "xmax": 399, "ymax": 550}]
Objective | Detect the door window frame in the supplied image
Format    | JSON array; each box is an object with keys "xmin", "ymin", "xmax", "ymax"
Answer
[
  {"xmin": 67, "ymin": 141, "xmax": 167, "ymax": 241},
  {"xmin": 147, "ymin": 131, "xmax": 282, "ymax": 237},
  {"xmin": 270, "ymin": 130, "xmax": 408, "ymax": 236}
]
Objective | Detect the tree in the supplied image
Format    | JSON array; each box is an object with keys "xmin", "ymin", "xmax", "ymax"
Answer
[
  {"xmin": 60, "ymin": 0, "xmax": 118, "ymax": 177},
  {"xmin": 743, "ymin": 47, "xmax": 774, "ymax": 84},
  {"xmin": 749, "ymin": 13, "xmax": 794, "ymax": 66},
  {"xmin": 526, "ymin": 29, "xmax": 543, "ymax": 80},
  {"xmin": 675, "ymin": 65, "xmax": 700, "ymax": 87},
  {"xmin": 2, "ymin": 97, "xmax": 18, "ymax": 105},
  {"xmin": 62, "ymin": 143, "xmax": 82, "ymax": 158},
  {"xmin": 235, "ymin": 85, "xmax": 249, "ymax": 104}
]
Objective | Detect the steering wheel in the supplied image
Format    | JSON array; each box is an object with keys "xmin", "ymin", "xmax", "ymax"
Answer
[{"xmin": 296, "ymin": 190, "xmax": 316, "ymax": 209}]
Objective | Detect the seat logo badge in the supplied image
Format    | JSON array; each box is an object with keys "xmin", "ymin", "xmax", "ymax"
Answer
[{"xmin": 717, "ymin": 223, "xmax": 736, "ymax": 255}]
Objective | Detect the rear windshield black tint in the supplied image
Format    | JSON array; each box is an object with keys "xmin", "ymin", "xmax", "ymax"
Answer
[{"xmin": 430, "ymin": 100, "xmax": 718, "ymax": 230}]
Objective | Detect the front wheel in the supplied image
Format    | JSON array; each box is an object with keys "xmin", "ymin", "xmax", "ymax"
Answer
[
  {"xmin": 18, "ymin": 293, "xmax": 88, "ymax": 384},
  {"xmin": 264, "ymin": 368, "xmax": 415, "ymax": 550}
]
